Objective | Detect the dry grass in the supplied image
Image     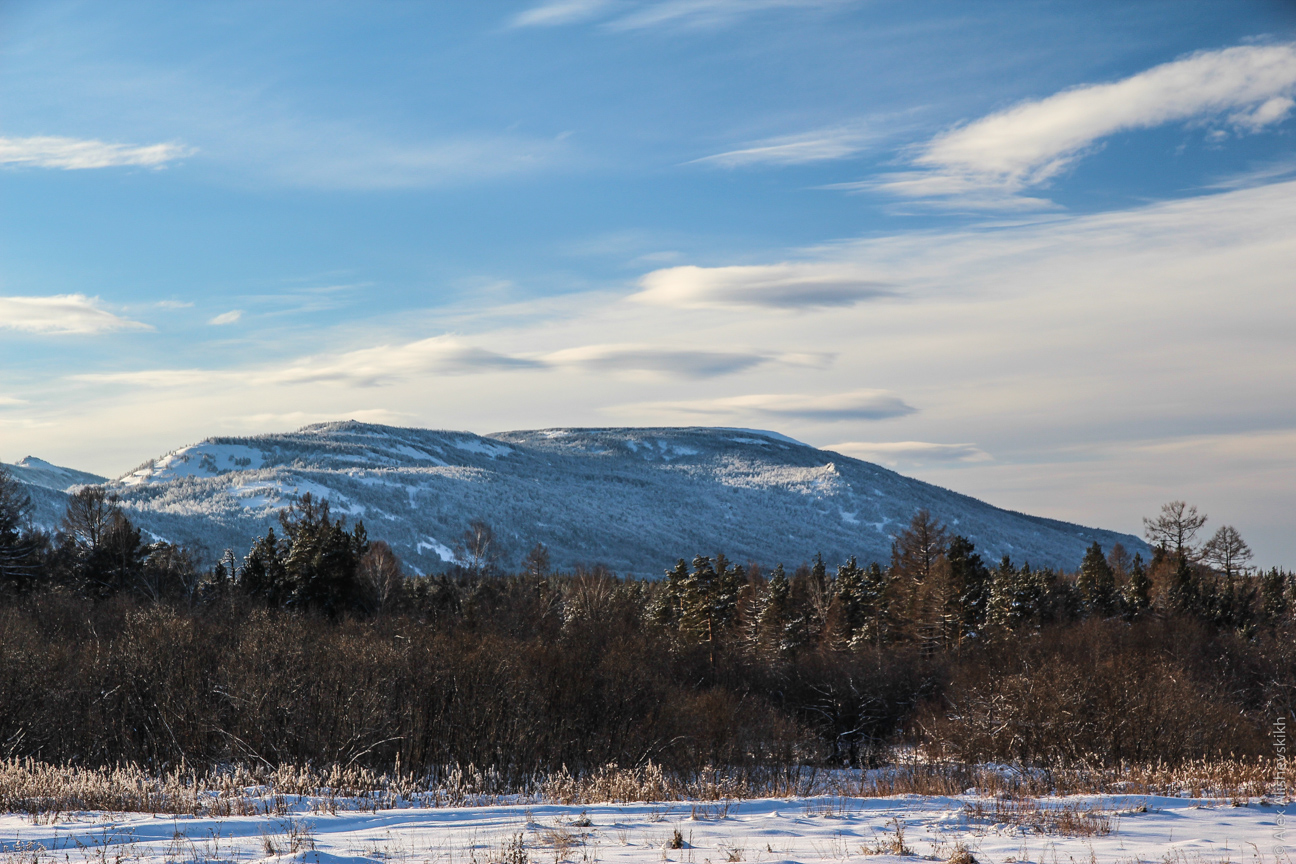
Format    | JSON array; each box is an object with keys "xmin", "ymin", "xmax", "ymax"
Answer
[
  {"xmin": 0, "ymin": 755, "xmax": 1285, "ymax": 818},
  {"xmin": 962, "ymin": 798, "xmax": 1113, "ymax": 836},
  {"xmin": 864, "ymin": 817, "xmax": 913, "ymax": 856}
]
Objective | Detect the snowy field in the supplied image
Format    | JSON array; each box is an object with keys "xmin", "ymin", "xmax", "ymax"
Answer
[{"xmin": 1, "ymin": 795, "xmax": 1288, "ymax": 864}]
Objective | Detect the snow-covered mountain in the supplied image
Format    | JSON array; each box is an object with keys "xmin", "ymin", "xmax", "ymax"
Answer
[
  {"xmin": 8, "ymin": 422, "xmax": 1145, "ymax": 574},
  {"xmin": 2, "ymin": 456, "xmax": 108, "ymax": 535}
]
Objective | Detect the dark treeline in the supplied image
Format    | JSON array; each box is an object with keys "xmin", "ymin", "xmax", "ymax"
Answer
[{"xmin": 0, "ymin": 468, "xmax": 1293, "ymax": 778}]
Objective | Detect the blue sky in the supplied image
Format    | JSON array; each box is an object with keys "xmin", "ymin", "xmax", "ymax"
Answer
[{"xmin": 3, "ymin": 0, "xmax": 1296, "ymax": 563}]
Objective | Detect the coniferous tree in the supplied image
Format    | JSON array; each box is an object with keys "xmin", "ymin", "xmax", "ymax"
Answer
[
  {"xmin": 1122, "ymin": 553, "xmax": 1152, "ymax": 619},
  {"xmin": 651, "ymin": 558, "xmax": 690, "ymax": 629},
  {"xmin": 1260, "ymin": 568, "xmax": 1289, "ymax": 624},
  {"xmin": 947, "ymin": 535, "xmax": 990, "ymax": 639},
  {"xmin": 1077, "ymin": 542, "xmax": 1116, "ymax": 615},
  {"xmin": 1167, "ymin": 553, "xmax": 1200, "ymax": 616},
  {"xmin": 273, "ymin": 493, "xmax": 370, "ymax": 615},
  {"xmin": 0, "ymin": 466, "xmax": 38, "ymax": 594},
  {"xmin": 757, "ymin": 563, "xmax": 791, "ymax": 656},
  {"xmin": 855, "ymin": 561, "xmax": 891, "ymax": 647},
  {"xmin": 239, "ymin": 528, "xmax": 291, "ymax": 606},
  {"xmin": 827, "ymin": 556, "xmax": 865, "ymax": 647}
]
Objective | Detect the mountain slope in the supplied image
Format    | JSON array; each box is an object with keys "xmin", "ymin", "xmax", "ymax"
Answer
[
  {"xmin": 2, "ymin": 457, "xmax": 108, "ymax": 534},
  {"xmin": 86, "ymin": 421, "xmax": 1143, "ymax": 574}
]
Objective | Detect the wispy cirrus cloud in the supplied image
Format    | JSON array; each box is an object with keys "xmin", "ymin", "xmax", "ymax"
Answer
[
  {"xmin": 633, "ymin": 262, "xmax": 892, "ymax": 309},
  {"xmin": 826, "ymin": 440, "xmax": 991, "ymax": 466},
  {"xmin": 544, "ymin": 344, "xmax": 831, "ymax": 378},
  {"xmin": 691, "ymin": 126, "xmax": 875, "ymax": 168},
  {"xmin": 0, "ymin": 136, "xmax": 192, "ymax": 170},
  {"xmin": 267, "ymin": 133, "xmax": 571, "ymax": 190},
  {"xmin": 512, "ymin": 0, "xmax": 850, "ymax": 31},
  {"xmin": 0, "ymin": 295, "xmax": 151, "ymax": 334},
  {"xmin": 849, "ymin": 42, "xmax": 1296, "ymax": 208},
  {"xmin": 511, "ymin": 0, "xmax": 613, "ymax": 27},
  {"xmin": 632, "ymin": 389, "xmax": 916, "ymax": 422},
  {"xmin": 208, "ymin": 310, "xmax": 243, "ymax": 326}
]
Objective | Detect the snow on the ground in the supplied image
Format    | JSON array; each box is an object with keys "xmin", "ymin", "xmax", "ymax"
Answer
[{"xmin": 1, "ymin": 795, "xmax": 1287, "ymax": 864}]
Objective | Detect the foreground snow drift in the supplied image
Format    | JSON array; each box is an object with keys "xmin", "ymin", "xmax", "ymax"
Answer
[{"xmin": 1, "ymin": 795, "xmax": 1285, "ymax": 864}]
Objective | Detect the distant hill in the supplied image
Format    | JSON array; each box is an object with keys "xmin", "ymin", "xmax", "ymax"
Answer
[{"xmin": 7, "ymin": 422, "xmax": 1145, "ymax": 573}]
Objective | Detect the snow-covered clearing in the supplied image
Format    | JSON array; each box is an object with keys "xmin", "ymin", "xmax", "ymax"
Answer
[{"xmin": 1, "ymin": 796, "xmax": 1287, "ymax": 864}]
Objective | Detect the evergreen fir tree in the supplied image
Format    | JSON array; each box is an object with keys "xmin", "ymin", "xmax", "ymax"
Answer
[
  {"xmin": 651, "ymin": 558, "xmax": 690, "ymax": 629},
  {"xmin": 757, "ymin": 563, "xmax": 790, "ymax": 656},
  {"xmin": 1077, "ymin": 541, "xmax": 1116, "ymax": 615},
  {"xmin": 1122, "ymin": 553, "xmax": 1152, "ymax": 619},
  {"xmin": 1260, "ymin": 567, "xmax": 1289, "ymax": 624},
  {"xmin": 853, "ymin": 561, "xmax": 890, "ymax": 647},
  {"xmin": 827, "ymin": 556, "xmax": 865, "ymax": 647},
  {"xmin": 947, "ymin": 535, "xmax": 989, "ymax": 639},
  {"xmin": 1167, "ymin": 553, "xmax": 1199, "ymax": 616}
]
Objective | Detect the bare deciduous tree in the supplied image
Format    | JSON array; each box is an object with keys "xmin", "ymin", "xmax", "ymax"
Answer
[
  {"xmin": 358, "ymin": 540, "xmax": 404, "ymax": 614},
  {"xmin": 457, "ymin": 519, "xmax": 499, "ymax": 575},
  {"xmin": 1201, "ymin": 525, "xmax": 1253, "ymax": 578},
  {"xmin": 61, "ymin": 486, "xmax": 120, "ymax": 553},
  {"xmin": 1143, "ymin": 500, "xmax": 1207, "ymax": 560},
  {"xmin": 891, "ymin": 509, "xmax": 948, "ymax": 582},
  {"xmin": 523, "ymin": 541, "xmax": 550, "ymax": 578}
]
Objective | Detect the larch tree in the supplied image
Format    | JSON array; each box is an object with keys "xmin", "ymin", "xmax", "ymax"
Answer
[
  {"xmin": 1143, "ymin": 500, "xmax": 1207, "ymax": 561},
  {"xmin": 1201, "ymin": 525, "xmax": 1253, "ymax": 578}
]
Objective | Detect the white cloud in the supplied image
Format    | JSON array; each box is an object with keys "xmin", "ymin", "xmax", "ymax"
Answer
[
  {"xmin": 691, "ymin": 126, "xmax": 874, "ymax": 167},
  {"xmin": 825, "ymin": 441, "xmax": 990, "ymax": 466},
  {"xmin": 271, "ymin": 336, "xmax": 544, "ymax": 387},
  {"xmin": 512, "ymin": 0, "xmax": 612, "ymax": 27},
  {"xmin": 208, "ymin": 310, "xmax": 243, "ymax": 325},
  {"xmin": 0, "ymin": 295, "xmax": 150, "ymax": 334},
  {"xmin": 635, "ymin": 390, "xmax": 916, "ymax": 421},
  {"xmin": 0, "ymin": 136, "xmax": 192, "ymax": 170},
  {"xmin": 609, "ymin": 0, "xmax": 846, "ymax": 31},
  {"xmin": 0, "ymin": 396, "xmax": 28, "ymax": 408},
  {"xmin": 546, "ymin": 344, "xmax": 766, "ymax": 377},
  {"xmin": 512, "ymin": 0, "xmax": 849, "ymax": 31},
  {"xmin": 267, "ymin": 133, "xmax": 571, "ymax": 190},
  {"xmin": 633, "ymin": 263, "xmax": 892, "ymax": 309},
  {"xmin": 874, "ymin": 43, "xmax": 1296, "ymax": 206},
  {"xmin": 72, "ymin": 369, "xmax": 223, "ymax": 388}
]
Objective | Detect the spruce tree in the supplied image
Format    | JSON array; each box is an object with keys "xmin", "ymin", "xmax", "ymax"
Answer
[
  {"xmin": 947, "ymin": 535, "xmax": 989, "ymax": 638},
  {"xmin": 757, "ymin": 563, "xmax": 790, "ymax": 656},
  {"xmin": 651, "ymin": 558, "xmax": 690, "ymax": 629},
  {"xmin": 829, "ymin": 556, "xmax": 865, "ymax": 647},
  {"xmin": 1260, "ymin": 568, "xmax": 1289, "ymax": 624},
  {"xmin": 1077, "ymin": 542, "xmax": 1116, "ymax": 615},
  {"xmin": 1123, "ymin": 553, "xmax": 1152, "ymax": 619},
  {"xmin": 0, "ymin": 466, "xmax": 37, "ymax": 594}
]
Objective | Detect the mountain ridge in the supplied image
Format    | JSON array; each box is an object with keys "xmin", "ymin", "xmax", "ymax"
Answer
[{"xmin": 6, "ymin": 421, "xmax": 1146, "ymax": 574}]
